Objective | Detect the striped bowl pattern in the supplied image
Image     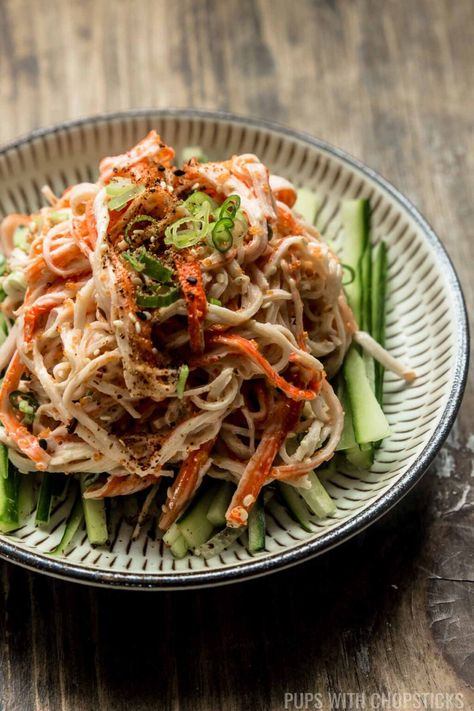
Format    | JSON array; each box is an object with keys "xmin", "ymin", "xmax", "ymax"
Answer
[{"xmin": 0, "ymin": 110, "xmax": 468, "ymax": 589}]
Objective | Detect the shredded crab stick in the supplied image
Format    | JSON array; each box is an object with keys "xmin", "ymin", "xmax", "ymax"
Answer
[
  {"xmin": 204, "ymin": 333, "xmax": 318, "ymax": 402},
  {"xmin": 159, "ymin": 439, "xmax": 215, "ymax": 531},
  {"xmin": 84, "ymin": 473, "xmax": 161, "ymax": 499},
  {"xmin": 0, "ymin": 352, "xmax": 50, "ymax": 469},
  {"xmin": 353, "ymin": 330, "xmax": 416, "ymax": 382},
  {"xmin": 226, "ymin": 397, "xmax": 302, "ymax": 527},
  {"xmin": 23, "ymin": 298, "xmax": 61, "ymax": 343},
  {"xmin": 99, "ymin": 131, "xmax": 175, "ymax": 183},
  {"xmin": 174, "ymin": 252, "xmax": 208, "ymax": 354}
]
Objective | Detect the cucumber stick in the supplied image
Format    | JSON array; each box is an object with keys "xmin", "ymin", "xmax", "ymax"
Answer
[
  {"xmin": 343, "ymin": 346, "xmax": 391, "ymax": 444},
  {"xmin": 341, "ymin": 199, "xmax": 370, "ymax": 322},
  {"xmin": 35, "ymin": 473, "xmax": 60, "ymax": 525},
  {"xmin": 162, "ymin": 521, "xmax": 181, "ymax": 547},
  {"xmin": 336, "ymin": 382, "xmax": 357, "ymax": 451},
  {"xmin": 51, "ymin": 485, "xmax": 84, "ymax": 556},
  {"xmin": 196, "ymin": 526, "xmax": 243, "ymax": 560},
  {"xmin": 0, "ymin": 475, "xmax": 35, "ymax": 533},
  {"xmin": 206, "ymin": 481, "xmax": 234, "ymax": 527},
  {"xmin": 0, "ymin": 447, "xmax": 19, "ymax": 527},
  {"xmin": 299, "ymin": 471, "xmax": 336, "ymax": 518},
  {"xmin": 277, "ymin": 483, "xmax": 312, "ymax": 532},
  {"xmin": 360, "ymin": 241, "xmax": 372, "ymax": 333},
  {"xmin": 80, "ymin": 479, "xmax": 108, "ymax": 546},
  {"xmin": 294, "ymin": 188, "xmax": 323, "ymax": 225},
  {"xmin": 247, "ymin": 495, "xmax": 265, "ymax": 554},
  {"xmin": 170, "ymin": 534, "xmax": 189, "ymax": 559},
  {"xmin": 176, "ymin": 484, "xmax": 216, "ymax": 549},
  {"xmin": 372, "ymin": 241, "xmax": 388, "ymax": 403}
]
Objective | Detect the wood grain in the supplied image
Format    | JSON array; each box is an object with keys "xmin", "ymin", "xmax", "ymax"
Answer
[{"xmin": 0, "ymin": 0, "xmax": 473, "ymax": 709}]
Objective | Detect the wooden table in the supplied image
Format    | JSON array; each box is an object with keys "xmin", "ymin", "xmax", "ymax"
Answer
[{"xmin": 0, "ymin": 1, "xmax": 472, "ymax": 709}]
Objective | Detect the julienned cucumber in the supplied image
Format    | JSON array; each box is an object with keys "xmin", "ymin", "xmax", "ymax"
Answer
[
  {"xmin": 196, "ymin": 526, "xmax": 243, "ymax": 559},
  {"xmin": 176, "ymin": 483, "xmax": 216, "ymax": 549},
  {"xmin": 35, "ymin": 472, "xmax": 61, "ymax": 525},
  {"xmin": 341, "ymin": 199, "xmax": 370, "ymax": 322},
  {"xmin": 360, "ymin": 241, "xmax": 372, "ymax": 333},
  {"xmin": 371, "ymin": 241, "xmax": 388, "ymax": 403},
  {"xmin": 343, "ymin": 346, "xmax": 391, "ymax": 444},
  {"xmin": 298, "ymin": 471, "xmax": 336, "ymax": 518},
  {"xmin": 247, "ymin": 495, "xmax": 265, "ymax": 554},
  {"xmin": 0, "ymin": 475, "xmax": 35, "ymax": 533},
  {"xmin": 80, "ymin": 479, "xmax": 108, "ymax": 546},
  {"xmin": 336, "ymin": 382, "xmax": 356, "ymax": 451},
  {"xmin": 51, "ymin": 485, "xmax": 84, "ymax": 556},
  {"xmin": 294, "ymin": 188, "xmax": 323, "ymax": 225},
  {"xmin": 276, "ymin": 483, "xmax": 313, "ymax": 532},
  {"xmin": 206, "ymin": 481, "xmax": 234, "ymax": 527},
  {"xmin": 0, "ymin": 446, "xmax": 19, "ymax": 527},
  {"xmin": 170, "ymin": 533, "xmax": 189, "ymax": 559}
]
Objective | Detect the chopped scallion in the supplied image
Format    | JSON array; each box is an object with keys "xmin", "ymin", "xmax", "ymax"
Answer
[
  {"xmin": 135, "ymin": 285, "xmax": 180, "ymax": 308},
  {"xmin": 106, "ymin": 178, "xmax": 145, "ymax": 211},
  {"xmin": 164, "ymin": 201, "xmax": 212, "ymax": 249},
  {"xmin": 124, "ymin": 214, "xmax": 160, "ymax": 243},
  {"xmin": 212, "ymin": 217, "xmax": 234, "ymax": 252},
  {"xmin": 176, "ymin": 364, "xmax": 189, "ymax": 399},
  {"xmin": 219, "ymin": 194, "xmax": 241, "ymax": 221},
  {"xmin": 123, "ymin": 248, "xmax": 173, "ymax": 283}
]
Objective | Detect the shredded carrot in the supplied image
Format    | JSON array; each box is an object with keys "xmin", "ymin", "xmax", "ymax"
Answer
[{"xmin": 0, "ymin": 352, "xmax": 50, "ymax": 469}]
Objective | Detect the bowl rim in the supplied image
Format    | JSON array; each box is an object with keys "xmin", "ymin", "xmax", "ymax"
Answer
[{"xmin": 0, "ymin": 108, "xmax": 469, "ymax": 590}]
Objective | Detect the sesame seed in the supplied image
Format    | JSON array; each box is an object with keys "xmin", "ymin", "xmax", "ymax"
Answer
[
  {"xmin": 152, "ymin": 347, "xmax": 158, "ymax": 355},
  {"xmin": 113, "ymin": 319, "xmax": 123, "ymax": 328},
  {"xmin": 135, "ymin": 322, "xmax": 141, "ymax": 334},
  {"xmin": 167, "ymin": 185, "xmax": 174, "ymax": 193},
  {"xmin": 129, "ymin": 313, "xmax": 137, "ymax": 323},
  {"xmin": 243, "ymin": 495, "xmax": 255, "ymax": 507},
  {"xmin": 100, "ymin": 243, "xmax": 107, "ymax": 254},
  {"xmin": 93, "ymin": 348, "xmax": 100, "ymax": 356},
  {"xmin": 191, "ymin": 183, "xmax": 199, "ymax": 190}
]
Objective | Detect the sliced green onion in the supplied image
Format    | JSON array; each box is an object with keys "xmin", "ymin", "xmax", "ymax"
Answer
[
  {"xmin": 164, "ymin": 202, "xmax": 212, "ymax": 249},
  {"xmin": 184, "ymin": 191, "xmax": 217, "ymax": 215},
  {"xmin": 123, "ymin": 247, "xmax": 173, "ymax": 282},
  {"xmin": 13, "ymin": 226, "xmax": 30, "ymax": 252},
  {"xmin": 341, "ymin": 263, "xmax": 356, "ymax": 286},
  {"xmin": 208, "ymin": 297, "xmax": 222, "ymax": 306},
  {"xmin": 122, "ymin": 251, "xmax": 145, "ymax": 273},
  {"xmin": 9, "ymin": 391, "xmax": 38, "ymax": 425},
  {"xmin": 136, "ymin": 285, "xmax": 180, "ymax": 308},
  {"xmin": 106, "ymin": 178, "xmax": 145, "ymax": 211},
  {"xmin": 0, "ymin": 254, "xmax": 7, "ymax": 277},
  {"xmin": 212, "ymin": 217, "xmax": 234, "ymax": 252},
  {"xmin": 124, "ymin": 214, "xmax": 159, "ymax": 243},
  {"xmin": 176, "ymin": 364, "xmax": 189, "ymax": 399},
  {"xmin": 219, "ymin": 194, "xmax": 241, "ymax": 221}
]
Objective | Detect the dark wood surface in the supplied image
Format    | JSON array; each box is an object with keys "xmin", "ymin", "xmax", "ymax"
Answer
[{"xmin": 0, "ymin": 1, "xmax": 473, "ymax": 709}]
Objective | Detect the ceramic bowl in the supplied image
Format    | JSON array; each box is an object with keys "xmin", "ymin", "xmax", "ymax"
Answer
[{"xmin": 0, "ymin": 110, "xmax": 468, "ymax": 588}]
